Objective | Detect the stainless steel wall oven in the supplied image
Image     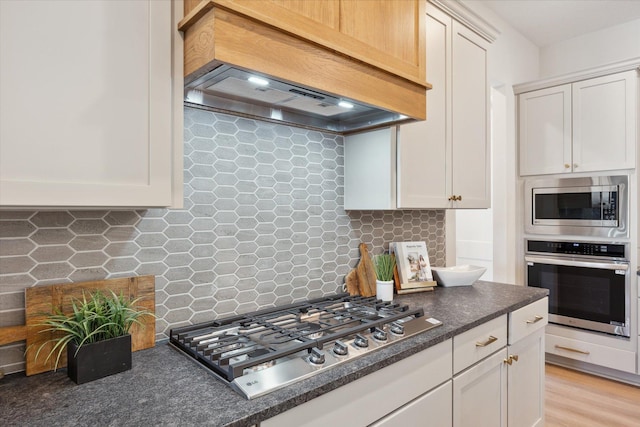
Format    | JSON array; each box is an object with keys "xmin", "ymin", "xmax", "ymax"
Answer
[{"xmin": 525, "ymin": 239, "xmax": 630, "ymax": 337}]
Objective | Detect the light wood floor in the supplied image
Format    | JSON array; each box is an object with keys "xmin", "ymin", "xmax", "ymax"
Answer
[{"xmin": 545, "ymin": 364, "xmax": 640, "ymax": 426}]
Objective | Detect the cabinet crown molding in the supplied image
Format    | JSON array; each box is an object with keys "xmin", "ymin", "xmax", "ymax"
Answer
[
  {"xmin": 514, "ymin": 57, "xmax": 640, "ymax": 94},
  {"xmin": 429, "ymin": 0, "xmax": 500, "ymax": 43}
]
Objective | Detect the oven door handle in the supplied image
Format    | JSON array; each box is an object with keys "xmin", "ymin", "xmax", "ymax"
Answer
[{"xmin": 525, "ymin": 255, "xmax": 629, "ymax": 271}]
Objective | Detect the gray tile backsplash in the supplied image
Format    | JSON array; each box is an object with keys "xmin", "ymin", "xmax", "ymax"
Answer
[{"xmin": 0, "ymin": 108, "xmax": 445, "ymax": 374}]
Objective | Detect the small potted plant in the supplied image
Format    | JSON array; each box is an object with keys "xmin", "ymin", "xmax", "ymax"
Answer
[
  {"xmin": 33, "ymin": 290, "xmax": 153, "ymax": 384},
  {"xmin": 373, "ymin": 253, "xmax": 396, "ymax": 302}
]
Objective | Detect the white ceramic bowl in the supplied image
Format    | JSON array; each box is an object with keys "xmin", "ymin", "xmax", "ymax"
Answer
[{"xmin": 431, "ymin": 265, "xmax": 487, "ymax": 287}]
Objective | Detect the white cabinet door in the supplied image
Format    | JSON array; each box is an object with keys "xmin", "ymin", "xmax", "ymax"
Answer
[
  {"xmin": 507, "ymin": 329, "xmax": 545, "ymax": 427},
  {"xmin": 453, "ymin": 348, "xmax": 508, "ymax": 427},
  {"xmin": 396, "ymin": 4, "xmax": 450, "ymax": 209},
  {"xmin": 345, "ymin": 4, "xmax": 490, "ymax": 210},
  {"xmin": 572, "ymin": 70, "xmax": 637, "ymax": 173},
  {"xmin": 451, "ymin": 22, "xmax": 490, "ymax": 208},
  {"xmin": 518, "ymin": 69, "xmax": 637, "ymax": 176},
  {"xmin": 518, "ymin": 85, "xmax": 572, "ymax": 176},
  {"xmin": 0, "ymin": 0, "xmax": 176, "ymax": 208},
  {"xmin": 344, "ymin": 127, "xmax": 397, "ymax": 210},
  {"xmin": 371, "ymin": 380, "xmax": 452, "ymax": 427}
]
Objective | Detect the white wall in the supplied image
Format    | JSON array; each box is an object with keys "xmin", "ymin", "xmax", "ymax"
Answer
[
  {"xmin": 453, "ymin": 1, "xmax": 539, "ymax": 284},
  {"xmin": 540, "ymin": 18, "xmax": 640, "ymax": 77}
]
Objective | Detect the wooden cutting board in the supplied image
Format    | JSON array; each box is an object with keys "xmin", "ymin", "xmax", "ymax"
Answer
[
  {"xmin": 344, "ymin": 269, "xmax": 360, "ymax": 296},
  {"xmin": 24, "ymin": 275, "xmax": 156, "ymax": 376},
  {"xmin": 356, "ymin": 243, "xmax": 377, "ymax": 297}
]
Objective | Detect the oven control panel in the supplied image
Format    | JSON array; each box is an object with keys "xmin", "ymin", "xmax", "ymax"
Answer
[{"xmin": 527, "ymin": 240, "xmax": 626, "ymax": 259}]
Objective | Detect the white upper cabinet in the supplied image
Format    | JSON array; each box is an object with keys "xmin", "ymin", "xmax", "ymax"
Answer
[
  {"xmin": 396, "ymin": 5, "xmax": 450, "ymax": 209},
  {"xmin": 0, "ymin": 0, "xmax": 182, "ymax": 208},
  {"xmin": 518, "ymin": 69, "xmax": 637, "ymax": 176},
  {"xmin": 449, "ymin": 21, "xmax": 490, "ymax": 208},
  {"xmin": 344, "ymin": 127, "xmax": 397, "ymax": 210},
  {"xmin": 345, "ymin": 3, "xmax": 491, "ymax": 210},
  {"xmin": 518, "ymin": 85, "xmax": 572, "ymax": 176},
  {"xmin": 398, "ymin": 5, "xmax": 490, "ymax": 209},
  {"xmin": 572, "ymin": 72, "xmax": 637, "ymax": 173}
]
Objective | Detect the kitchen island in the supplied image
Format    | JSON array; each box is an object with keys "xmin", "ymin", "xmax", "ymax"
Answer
[{"xmin": 0, "ymin": 281, "xmax": 547, "ymax": 426}]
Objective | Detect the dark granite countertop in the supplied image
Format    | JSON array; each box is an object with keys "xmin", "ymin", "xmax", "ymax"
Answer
[{"xmin": 0, "ymin": 281, "xmax": 547, "ymax": 427}]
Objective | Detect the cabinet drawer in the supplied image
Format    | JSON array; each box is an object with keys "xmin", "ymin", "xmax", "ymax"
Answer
[
  {"xmin": 546, "ymin": 333, "xmax": 636, "ymax": 374},
  {"xmin": 508, "ymin": 298, "xmax": 548, "ymax": 345},
  {"xmin": 453, "ymin": 315, "xmax": 507, "ymax": 374}
]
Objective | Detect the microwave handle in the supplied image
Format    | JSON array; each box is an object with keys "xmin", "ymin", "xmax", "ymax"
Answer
[{"xmin": 525, "ymin": 255, "xmax": 628, "ymax": 271}]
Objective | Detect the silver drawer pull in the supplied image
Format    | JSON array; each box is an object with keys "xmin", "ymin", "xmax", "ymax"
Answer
[
  {"xmin": 555, "ymin": 345, "xmax": 590, "ymax": 355},
  {"xmin": 476, "ymin": 335, "xmax": 498, "ymax": 347},
  {"xmin": 526, "ymin": 315, "xmax": 544, "ymax": 324}
]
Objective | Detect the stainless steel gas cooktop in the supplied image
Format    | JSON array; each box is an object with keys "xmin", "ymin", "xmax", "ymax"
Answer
[{"xmin": 169, "ymin": 293, "xmax": 442, "ymax": 399}]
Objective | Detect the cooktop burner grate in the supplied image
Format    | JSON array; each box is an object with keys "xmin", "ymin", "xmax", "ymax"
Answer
[{"xmin": 169, "ymin": 293, "xmax": 441, "ymax": 399}]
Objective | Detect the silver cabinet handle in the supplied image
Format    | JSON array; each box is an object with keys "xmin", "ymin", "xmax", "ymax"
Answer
[
  {"xmin": 555, "ymin": 345, "xmax": 590, "ymax": 355},
  {"xmin": 526, "ymin": 315, "xmax": 544, "ymax": 324},
  {"xmin": 476, "ymin": 335, "xmax": 498, "ymax": 347}
]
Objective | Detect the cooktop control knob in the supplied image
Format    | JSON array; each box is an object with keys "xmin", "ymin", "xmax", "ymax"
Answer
[
  {"xmin": 372, "ymin": 327, "xmax": 388, "ymax": 342},
  {"xmin": 333, "ymin": 340, "xmax": 349, "ymax": 356},
  {"xmin": 309, "ymin": 347, "xmax": 326, "ymax": 365},
  {"xmin": 354, "ymin": 334, "xmax": 369, "ymax": 348},
  {"xmin": 390, "ymin": 322, "xmax": 405, "ymax": 336}
]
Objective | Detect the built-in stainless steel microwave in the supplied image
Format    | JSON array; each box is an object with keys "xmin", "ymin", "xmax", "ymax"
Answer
[{"xmin": 524, "ymin": 175, "xmax": 628, "ymax": 238}]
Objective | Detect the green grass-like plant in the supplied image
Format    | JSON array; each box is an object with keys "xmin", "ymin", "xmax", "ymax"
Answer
[
  {"xmin": 33, "ymin": 290, "xmax": 153, "ymax": 370},
  {"xmin": 373, "ymin": 254, "xmax": 396, "ymax": 282}
]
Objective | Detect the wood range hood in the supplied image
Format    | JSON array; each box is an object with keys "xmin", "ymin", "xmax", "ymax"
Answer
[{"xmin": 179, "ymin": 0, "xmax": 430, "ymax": 134}]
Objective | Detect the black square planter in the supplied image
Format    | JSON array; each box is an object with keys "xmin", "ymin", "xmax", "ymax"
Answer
[{"xmin": 67, "ymin": 334, "xmax": 132, "ymax": 384}]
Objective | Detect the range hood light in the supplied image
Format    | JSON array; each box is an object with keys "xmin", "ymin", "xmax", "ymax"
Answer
[
  {"xmin": 270, "ymin": 109, "xmax": 283, "ymax": 120},
  {"xmin": 338, "ymin": 101, "xmax": 354, "ymax": 109},
  {"xmin": 186, "ymin": 89, "xmax": 204, "ymax": 103},
  {"xmin": 398, "ymin": 114, "xmax": 408, "ymax": 119},
  {"xmin": 248, "ymin": 76, "xmax": 269, "ymax": 86}
]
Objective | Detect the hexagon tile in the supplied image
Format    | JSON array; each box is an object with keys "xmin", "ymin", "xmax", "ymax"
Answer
[{"xmin": 0, "ymin": 108, "xmax": 445, "ymax": 374}]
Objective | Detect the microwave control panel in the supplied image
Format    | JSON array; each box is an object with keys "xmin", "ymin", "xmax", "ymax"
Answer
[
  {"xmin": 603, "ymin": 191, "xmax": 617, "ymax": 220},
  {"xmin": 527, "ymin": 240, "xmax": 626, "ymax": 259}
]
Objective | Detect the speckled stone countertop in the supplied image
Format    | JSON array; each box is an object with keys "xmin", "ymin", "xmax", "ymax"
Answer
[{"xmin": 0, "ymin": 281, "xmax": 547, "ymax": 427}]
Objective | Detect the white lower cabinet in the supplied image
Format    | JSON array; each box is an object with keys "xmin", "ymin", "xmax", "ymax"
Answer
[
  {"xmin": 507, "ymin": 329, "xmax": 545, "ymax": 427},
  {"xmin": 453, "ymin": 299, "xmax": 547, "ymax": 427},
  {"xmin": 371, "ymin": 381, "xmax": 452, "ymax": 427},
  {"xmin": 507, "ymin": 298, "xmax": 548, "ymax": 427},
  {"xmin": 261, "ymin": 299, "xmax": 548, "ymax": 427},
  {"xmin": 453, "ymin": 348, "xmax": 508, "ymax": 427},
  {"xmin": 260, "ymin": 339, "xmax": 452, "ymax": 427},
  {"xmin": 453, "ymin": 330, "xmax": 544, "ymax": 427}
]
